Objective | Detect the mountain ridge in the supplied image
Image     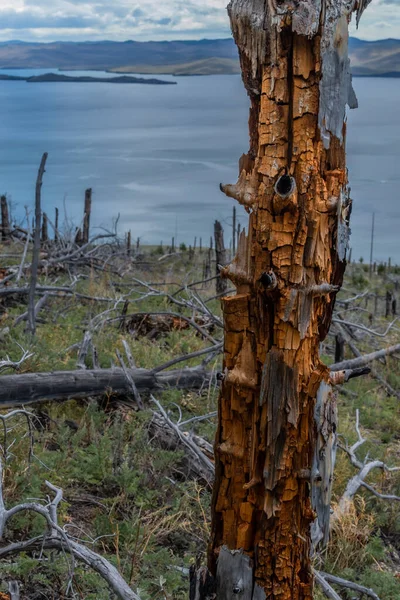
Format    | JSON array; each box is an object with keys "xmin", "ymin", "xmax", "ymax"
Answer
[{"xmin": 0, "ymin": 37, "xmax": 398, "ymax": 77}]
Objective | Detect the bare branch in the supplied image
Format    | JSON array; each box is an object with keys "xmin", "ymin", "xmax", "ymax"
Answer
[
  {"xmin": 116, "ymin": 350, "xmax": 144, "ymax": 410},
  {"xmin": 153, "ymin": 343, "xmax": 223, "ymax": 374},
  {"xmin": 151, "ymin": 396, "xmax": 214, "ymax": 482},
  {"xmin": 318, "ymin": 571, "xmax": 381, "ymax": 600},
  {"xmin": 332, "ymin": 317, "xmax": 399, "ymax": 338},
  {"xmin": 336, "ymin": 411, "xmax": 400, "ymax": 516},
  {"xmin": 0, "ymin": 347, "xmax": 33, "ymax": 373},
  {"xmin": 314, "ymin": 570, "xmax": 343, "ymax": 600},
  {"xmin": 331, "ymin": 343, "xmax": 400, "ymax": 372}
]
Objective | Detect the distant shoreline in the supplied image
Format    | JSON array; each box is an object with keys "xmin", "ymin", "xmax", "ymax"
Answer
[
  {"xmin": 0, "ymin": 72, "xmax": 176, "ymax": 85},
  {"xmin": 1, "ymin": 67, "xmax": 399, "ymax": 79},
  {"xmin": 0, "ymin": 37, "xmax": 398, "ymax": 77}
]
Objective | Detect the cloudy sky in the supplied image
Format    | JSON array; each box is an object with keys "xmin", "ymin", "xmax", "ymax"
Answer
[{"xmin": 0, "ymin": 0, "xmax": 398, "ymax": 43}]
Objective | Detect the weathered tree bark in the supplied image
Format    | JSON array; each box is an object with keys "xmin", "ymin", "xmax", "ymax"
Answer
[
  {"xmin": 1, "ymin": 195, "xmax": 10, "ymax": 241},
  {"xmin": 83, "ymin": 188, "xmax": 92, "ymax": 245},
  {"xmin": 203, "ymin": 2, "xmax": 373, "ymax": 599},
  {"xmin": 214, "ymin": 220, "xmax": 228, "ymax": 295}
]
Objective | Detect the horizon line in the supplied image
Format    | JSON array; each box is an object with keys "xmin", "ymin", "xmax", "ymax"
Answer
[{"xmin": 0, "ymin": 35, "xmax": 399, "ymax": 44}]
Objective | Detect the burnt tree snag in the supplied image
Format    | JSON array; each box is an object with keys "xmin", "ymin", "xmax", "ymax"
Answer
[
  {"xmin": 206, "ymin": 2, "xmax": 373, "ymax": 599},
  {"xmin": 83, "ymin": 188, "xmax": 92, "ymax": 245},
  {"xmin": 1, "ymin": 195, "xmax": 10, "ymax": 241},
  {"xmin": 41, "ymin": 212, "xmax": 49, "ymax": 245},
  {"xmin": 54, "ymin": 207, "xmax": 59, "ymax": 242},
  {"xmin": 127, "ymin": 230, "xmax": 132, "ymax": 257},
  {"xmin": 27, "ymin": 153, "xmax": 48, "ymax": 336},
  {"xmin": 214, "ymin": 220, "xmax": 228, "ymax": 296}
]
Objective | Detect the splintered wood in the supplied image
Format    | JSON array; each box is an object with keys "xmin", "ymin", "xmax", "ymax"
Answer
[{"xmin": 207, "ymin": 1, "xmax": 371, "ymax": 598}]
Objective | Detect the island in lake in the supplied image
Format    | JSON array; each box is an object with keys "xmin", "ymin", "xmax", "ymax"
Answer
[{"xmin": 0, "ymin": 72, "xmax": 176, "ymax": 85}]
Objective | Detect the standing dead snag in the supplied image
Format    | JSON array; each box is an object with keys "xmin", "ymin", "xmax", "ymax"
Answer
[
  {"xmin": 83, "ymin": 188, "xmax": 92, "ymax": 245},
  {"xmin": 204, "ymin": 1, "xmax": 373, "ymax": 599},
  {"xmin": 27, "ymin": 153, "xmax": 48, "ymax": 337},
  {"xmin": 214, "ymin": 220, "xmax": 228, "ymax": 296},
  {"xmin": 1, "ymin": 195, "xmax": 10, "ymax": 241}
]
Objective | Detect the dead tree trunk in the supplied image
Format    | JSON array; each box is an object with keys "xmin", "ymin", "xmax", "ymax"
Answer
[
  {"xmin": 335, "ymin": 333, "xmax": 345, "ymax": 364},
  {"xmin": 127, "ymin": 230, "xmax": 132, "ymax": 257},
  {"xmin": 386, "ymin": 290, "xmax": 392, "ymax": 318},
  {"xmin": 27, "ymin": 153, "xmax": 48, "ymax": 336},
  {"xmin": 1, "ymin": 195, "xmax": 10, "ymax": 241},
  {"xmin": 82, "ymin": 188, "xmax": 92, "ymax": 245},
  {"xmin": 54, "ymin": 207, "xmax": 59, "ymax": 242},
  {"xmin": 199, "ymin": 2, "xmax": 373, "ymax": 599},
  {"xmin": 41, "ymin": 212, "xmax": 49, "ymax": 245},
  {"xmin": 232, "ymin": 206, "xmax": 237, "ymax": 256},
  {"xmin": 214, "ymin": 220, "xmax": 228, "ymax": 296}
]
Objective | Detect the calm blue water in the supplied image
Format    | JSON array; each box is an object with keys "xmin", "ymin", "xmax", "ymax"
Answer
[{"xmin": 0, "ymin": 70, "xmax": 398, "ymax": 261}]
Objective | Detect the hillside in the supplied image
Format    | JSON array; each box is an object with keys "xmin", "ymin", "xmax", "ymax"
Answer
[
  {"xmin": 0, "ymin": 37, "xmax": 398, "ymax": 76},
  {"xmin": 0, "ymin": 72, "xmax": 176, "ymax": 85},
  {"xmin": 350, "ymin": 37, "xmax": 400, "ymax": 76},
  {"xmin": 0, "ymin": 231, "xmax": 399, "ymax": 599}
]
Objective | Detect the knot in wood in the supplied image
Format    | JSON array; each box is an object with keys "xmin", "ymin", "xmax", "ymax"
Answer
[
  {"xmin": 233, "ymin": 581, "xmax": 243, "ymax": 595},
  {"xmin": 259, "ymin": 271, "xmax": 277, "ymax": 290}
]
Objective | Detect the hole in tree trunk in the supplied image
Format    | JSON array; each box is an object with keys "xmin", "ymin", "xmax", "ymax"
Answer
[{"xmin": 275, "ymin": 175, "xmax": 296, "ymax": 198}]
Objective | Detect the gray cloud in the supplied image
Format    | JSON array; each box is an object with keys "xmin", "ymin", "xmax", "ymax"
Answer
[{"xmin": 0, "ymin": 0, "xmax": 398, "ymax": 42}]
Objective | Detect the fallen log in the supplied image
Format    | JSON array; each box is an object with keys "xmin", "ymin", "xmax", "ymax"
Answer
[
  {"xmin": 0, "ymin": 365, "xmax": 215, "ymax": 408},
  {"xmin": 331, "ymin": 343, "xmax": 400, "ymax": 371}
]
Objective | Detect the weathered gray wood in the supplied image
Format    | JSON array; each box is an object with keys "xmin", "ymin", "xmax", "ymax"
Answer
[
  {"xmin": 216, "ymin": 547, "xmax": 253, "ymax": 600},
  {"xmin": 251, "ymin": 586, "xmax": 266, "ymax": 600},
  {"xmin": 77, "ymin": 330, "xmax": 92, "ymax": 369},
  {"xmin": 27, "ymin": 152, "xmax": 48, "ymax": 336},
  {"xmin": 83, "ymin": 188, "xmax": 92, "ymax": 245},
  {"xmin": 311, "ymin": 381, "xmax": 338, "ymax": 553},
  {"xmin": 54, "ymin": 207, "xmax": 59, "ymax": 242},
  {"xmin": 0, "ymin": 366, "xmax": 214, "ymax": 408},
  {"xmin": 8, "ymin": 581, "xmax": 20, "ymax": 600},
  {"xmin": 331, "ymin": 343, "xmax": 400, "ymax": 372},
  {"xmin": 214, "ymin": 221, "xmax": 228, "ymax": 295},
  {"xmin": 214, "ymin": 547, "xmax": 267, "ymax": 599},
  {"xmin": 41, "ymin": 212, "xmax": 49, "ymax": 244},
  {"xmin": 1, "ymin": 195, "xmax": 10, "ymax": 240},
  {"xmin": 189, "ymin": 565, "xmax": 215, "ymax": 600}
]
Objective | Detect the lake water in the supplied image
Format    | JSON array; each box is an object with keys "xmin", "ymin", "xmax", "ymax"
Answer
[{"xmin": 0, "ymin": 70, "xmax": 398, "ymax": 262}]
